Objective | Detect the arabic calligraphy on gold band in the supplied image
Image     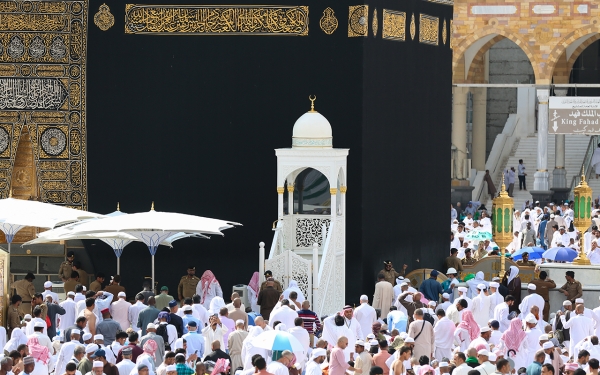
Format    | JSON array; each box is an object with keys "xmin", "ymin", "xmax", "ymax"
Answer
[{"xmin": 124, "ymin": 5, "xmax": 309, "ymax": 36}]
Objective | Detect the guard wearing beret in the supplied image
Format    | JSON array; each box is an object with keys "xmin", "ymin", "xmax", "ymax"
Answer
[
  {"xmin": 178, "ymin": 266, "xmax": 200, "ymax": 301},
  {"xmin": 259, "ymin": 270, "xmax": 283, "ymax": 292}
]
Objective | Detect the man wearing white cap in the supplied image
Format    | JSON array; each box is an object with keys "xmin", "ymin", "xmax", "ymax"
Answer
[
  {"xmin": 471, "ymin": 284, "xmax": 491, "ymax": 327},
  {"xmin": 574, "ymin": 298, "xmax": 596, "ymax": 320},
  {"xmin": 456, "ymin": 287, "xmax": 471, "ymax": 310},
  {"xmin": 59, "ymin": 291, "xmax": 78, "ymax": 339},
  {"xmin": 140, "ymin": 323, "xmax": 165, "ymax": 366},
  {"xmin": 474, "ymin": 350, "xmax": 495, "ymax": 375},
  {"xmin": 228, "ymin": 319, "xmax": 249, "ymax": 373},
  {"xmin": 442, "ymin": 268, "xmax": 459, "ymax": 301},
  {"xmin": 353, "ymin": 340, "xmax": 372, "ymax": 375},
  {"xmin": 110, "ymin": 292, "xmax": 131, "ymax": 331},
  {"xmin": 433, "ymin": 309, "xmax": 455, "ymax": 361},
  {"xmin": 468, "ymin": 326, "xmax": 491, "ymax": 352},
  {"xmin": 28, "ymin": 320, "xmax": 52, "ymax": 353},
  {"xmin": 519, "ymin": 284, "xmax": 545, "ymax": 318},
  {"xmin": 559, "ymin": 303, "xmax": 594, "ymax": 356},
  {"xmin": 542, "ymin": 341, "xmax": 563, "ymax": 373},
  {"xmin": 306, "ymin": 348, "xmax": 327, "ymax": 375},
  {"xmin": 438, "ymin": 294, "xmax": 451, "ymax": 312},
  {"xmin": 55, "ymin": 328, "xmax": 83, "ymax": 375},
  {"xmin": 42, "ymin": 281, "xmax": 59, "ymax": 303},
  {"xmin": 524, "ymin": 314, "xmax": 543, "ymax": 364},
  {"xmin": 355, "ymin": 295, "xmax": 377, "ymax": 340},
  {"xmin": 92, "ymin": 360, "xmax": 104, "ymax": 375},
  {"xmin": 488, "ymin": 282, "xmax": 503, "ymax": 317}
]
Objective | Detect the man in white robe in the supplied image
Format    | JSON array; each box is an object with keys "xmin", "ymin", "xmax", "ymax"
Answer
[
  {"xmin": 59, "ymin": 292, "xmax": 77, "ymax": 339},
  {"xmin": 287, "ymin": 318, "xmax": 310, "ymax": 370},
  {"xmin": 471, "ymin": 284, "xmax": 491, "ymax": 327},
  {"xmin": 373, "ymin": 273, "xmax": 394, "ymax": 317},
  {"xmin": 468, "ymin": 326, "xmax": 491, "ymax": 352},
  {"xmin": 322, "ymin": 315, "xmax": 355, "ymax": 361},
  {"xmin": 42, "ymin": 281, "xmax": 60, "ymax": 303},
  {"xmin": 342, "ymin": 305, "xmax": 364, "ymax": 344},
  {"xmin": 196, "ymin": 270, "xmax": 224, "ymax": 310},
  {"xmin": 354, "ymin": 295, "xmax": 377, "ymax": 341},
  {"xmin": 128, "ymin": 294, "xmax": 146, "ymax": 331},
  {"xmin": 438, "ymin": 293, "xmax": 451, "ymax": 312},
  {"xmin": 467, "ymin": 272, "xmax": 488, "ymax": 299},
  {"xmin": 268, "ymin": 300, "xmax": 298, "ymax": 328},
  {"xmin": 456, "ymin": 287, "xmax": 472, "ymax": 309},
  {"xmin": 110, "ymin": 292, "xmax": 131, "ymax": 331},
  {"xmin": 433, "ymin": 309, "xmax": 455, "ymax": 360},
  {"xmin": 524, "ymin": 314, "xmax": 544, "ymax": 364},
  {"xmin": 488, "ymin": 282, "xmax": 503, "ymax": 318},
  {"xmin": 519, "ymin": 284, "xmax": 545, "ymax": 317},
  {"xmin": 560, "ymin": 304, "xmax": 594, "ymax": 357},
  {"xmin": 493, "ymin": 296, "xmax": 514, "ymax": 332},
  {"xmin": 305, "ymin": 348, "xmax": 327, "ymax": 375}
]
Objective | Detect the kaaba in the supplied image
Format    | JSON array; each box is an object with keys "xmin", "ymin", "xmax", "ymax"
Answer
[{"xmin": 0, "ymin": 0, "xmax": 451, "ymax": 303}]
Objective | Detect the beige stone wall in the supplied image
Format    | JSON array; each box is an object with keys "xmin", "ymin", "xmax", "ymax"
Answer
[{"xmin": 452, "ymin": 1, "xmax": 600, "ymax": 84}]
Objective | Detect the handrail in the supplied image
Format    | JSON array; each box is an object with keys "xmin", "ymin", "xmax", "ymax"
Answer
[
  {"xmin": 569, "ymin": 135, "xmax": 598, "ymax": 194},
  {"xmin": 268, "ymin": 220, "xmax": 284, "ymax": 260}
]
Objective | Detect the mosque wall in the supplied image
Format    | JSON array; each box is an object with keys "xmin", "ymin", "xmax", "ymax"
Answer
[{"xmin": 0, "ymin": 0, "xmax": 451, "ymax": 303}]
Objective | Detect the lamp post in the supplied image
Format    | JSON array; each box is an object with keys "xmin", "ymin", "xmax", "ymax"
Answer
[
  {"xmin": 573, "ymin": 168, "xmax": 592, "ymax": 265},
  {"xmin": 492, "ymin": 175, "xmax": 513, "ymax": 277}
]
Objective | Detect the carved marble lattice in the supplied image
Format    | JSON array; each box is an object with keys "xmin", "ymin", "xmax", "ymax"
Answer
[
  {"xmin": 419, "ymin": 14, "xmax": 439, "ymax": 45},
  {"xmin": 382, "ymin": 9, "xmax": 406, "ymax": 41},
  {"xmin": 0, "ymin": 0, "xmax": 88, "ymax": 210},
  {"xmin": 295, "ymin": 217, "xmax": 331, "ymax": 248},
  {"xmin": 316, "ymin": 222, "xmax": 338, "ymax": 316},
  {"xmin": 264, "ymin": 252, "xmax": 287, "ymax": 289},
  {"xmin": 290, "ymin": 251, "xmax": 312, "ymax": 301}
]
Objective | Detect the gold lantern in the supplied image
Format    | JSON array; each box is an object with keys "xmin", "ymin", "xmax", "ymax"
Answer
[
  {"xmin": 573, "ymin": 167, "xmax": 592, "ymax": 265},
  {"xmin": 492, "ymin": 175, "xmax": 513, "ymax": 277}
]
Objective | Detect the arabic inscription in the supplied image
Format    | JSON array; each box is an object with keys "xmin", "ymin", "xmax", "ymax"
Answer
[{"xmin": 124, "ymin": 5, "xmax": 309, "ymax": 36}]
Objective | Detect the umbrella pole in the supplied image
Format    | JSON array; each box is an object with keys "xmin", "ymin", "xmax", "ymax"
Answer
[
  {"xmin": 117, "ymin": 257, "xmax": 120, "ymax": 275},
  {"xmin": 152, "ymin": 254, "xmax": 155, "ymax": 294}
]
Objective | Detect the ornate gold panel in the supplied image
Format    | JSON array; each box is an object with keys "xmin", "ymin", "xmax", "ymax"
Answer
[
  {"xmin": 348, "ymin": 5, "xmax": 368, "ymax": 37},
  {"xmin": 382, "ymin": 9, "xmax": 406, "ymax": 41},
  {"xmin": 124, "ymin": 5, "xmax": 309, "ymax": 36},
  {"xmin": 319, "ymin": 7, "xmax": 338, "ymax": 35},
  {"xmin": 0, "ymin": 0, "xmax": 88, "ymax": 212},
  {"xmin": 419, "ymin": 14, "xmax": 439, "ymax": 45}
]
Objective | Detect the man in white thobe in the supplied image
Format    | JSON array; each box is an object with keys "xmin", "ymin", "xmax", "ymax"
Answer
[
  {"xmin": 59, "ymin": 292, "xmax": 77, "ymax": 339},
  {"xmin": 488, "ymin": 282, "xmax": 503, "ymax": 318},
  {"xmin": 493, "ymin": 296, "xmax": 514, "ymax": 332},
  {"xmin": 373, "ymin": 273, "xmax": 394, "ymax": 317},
  {"xmin": 471, "ymin": 284, "xmax": 491, "ymax": 327},
  {"xmin": 342, "ymin": 306, "xmax": 364, "ymax": 344},
  {"xmin": 42, "ymin": 281, "xmax": 60, "ymax": 303},
  {"xmin": 524, "ymin": 314, "xmax": 544, "ymax": 364},
  {"xmin": 305, "ymin": 348, "xmax": 326, "ymax": 375},
  {"xmin": 287, "ymin": 318, "xmax": 310, "ymax": 370},
  {"xmin": 354, "ymin": 295, "xmax": 377, "ymax": 340},
  {"xmin": 269, "ymin": 300, "xmax": 298, "ymax": 328},
  {"xmin": 468, "ymin": 326, "xmax": 491, "ymax": 352},
  {"xmin": 128, "ymin": 294, "xmax": 146, "ymax": 331},
  {"xmin": 456, "ymin": 287, "xmax": 472, "ymax": 309},
  {"xmin": 519, "ymin": 284, "xmax": 545, "ymax": 317},
  {"xmin": 110, "ymin": 292, "xmax": 131, "ymax": 331},
  {"xmin": 433, "ymin": 309, "xmax": 455, "ymax": 361},
  {"xmin": 55, "ymin": 328, "xmax": 82, "ymax": 375},
  {"xmin": 438, "ymin": 293, "xmax": 451, "ymax": 312},
  {"xmin": 560, "ymin": 304, "xmax": 594, "ymax": 357}
]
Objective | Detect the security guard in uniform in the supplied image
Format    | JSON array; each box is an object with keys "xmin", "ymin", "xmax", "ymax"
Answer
[
  {"xmin": 11, "ymin": 272, "xmax": 35, "ymax": 317},
  {"xmin": 178, "ymin": 266, "xmax": 200, "ymax": 302},
  {"xmin": 58, "ymin": 251, "xmax": 75, "ymax": 282},
  {"xmin": 259, "ymin": 270, "xmax": 283, "ymax": 293},
  {"xmin": 7, "ymin": 294, "xmax": 22, "ymax": 336}
]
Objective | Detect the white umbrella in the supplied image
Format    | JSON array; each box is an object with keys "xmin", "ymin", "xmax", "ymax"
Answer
[
  {"xmin": 56, "ymin": 203, "xmax": 240, "ymax": 286},
  {"xmin": 24, "ymin": 205, "xmax": 209, "ymax": 274},
  {"xmin": 252, "ymin": 330, "xmax": 306, "ymax": 355},
  {"xmin": 0, "ymin": 196, "xmax": 104, "ymax": 255}
]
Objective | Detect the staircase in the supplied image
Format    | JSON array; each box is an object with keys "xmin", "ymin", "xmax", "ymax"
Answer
[{"xmin": 485, "ymin": 134, "xmax": 592, "ymax": 210}]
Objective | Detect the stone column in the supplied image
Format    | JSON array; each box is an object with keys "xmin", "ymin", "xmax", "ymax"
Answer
[
  {"xmin": 287, "ymin": 185, "xmax": 294, "ymax": 215},
  {"xmin": 277, "ymin": 186, "xmax": 284, "ymax": 217},
  {"xmin": 452, "ymin": 87, "xmax": 469, "ymax": 180},
  {"xmin": 471, "ymin": 87, "xmax": 487, "ymax": 171},
  {"xmin": 532, "ymin": 88, "xmax": 552, "ymax": 205}
]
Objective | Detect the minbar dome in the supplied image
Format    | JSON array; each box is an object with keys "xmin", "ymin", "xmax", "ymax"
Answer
[{"xmin": 292, "ymin": 98, "xmax": 332, "ymax": 148}]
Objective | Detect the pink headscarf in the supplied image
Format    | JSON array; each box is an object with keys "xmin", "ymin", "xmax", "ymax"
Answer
[
  {"xmin": 200, "ymin": 270, "xmax": 219, "ymax": 301},
  {"xmin": 143, "ymin": 339, "xmax": 158, "ymax": 359},
  {"xmin": 418, "ymin": 365, "xmax": 435, "ymax": 375},
  {"xmin": 501, "ymin": 318, "xmax": 526, "ymax": 352},
  {"xmin": 248, "ymin": 272, "xmax": 260, "ymax": 294},
  {"xmin": 27, "ymin": 337, "xmax": 50, "ymax": 365},
  {"xmin": 457, "ymin": 310, "xmax": 480, "ymax": 340}
]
